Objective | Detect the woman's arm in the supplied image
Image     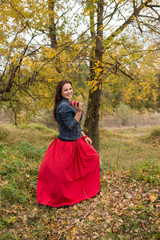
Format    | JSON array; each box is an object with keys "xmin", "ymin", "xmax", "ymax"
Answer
[
  {"xmin": 81, "ymin": 130, "xmax": 86, "ymax": 137},
  {"xmin": 58, "ymin": 101, "xmax": 83, "ymax": 130},
  {"xmin": 81, "ymin": 130, "xmax": 92, "ymax": 145},
  {"xmin": 58, "ymin": 104, "xmax": 80, "ymax": 130}
]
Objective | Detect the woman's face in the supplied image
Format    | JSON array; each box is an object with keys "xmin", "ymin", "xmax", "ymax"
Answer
[{"xmin": 61, "ymin": 83, "xmax": 73, "ymax": 100}]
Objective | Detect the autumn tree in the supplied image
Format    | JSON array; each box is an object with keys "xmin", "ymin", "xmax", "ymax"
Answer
[
  {"xmin": 83, "ymin": 0, "xmax": 104, "ymax": 151},
  {"xmin": 0, "ymin": 0, "xmax": 87, "ymax": 123},
  {"xmin": 83, "ymin": 0, "xmax": 160, "ymax": 151}
]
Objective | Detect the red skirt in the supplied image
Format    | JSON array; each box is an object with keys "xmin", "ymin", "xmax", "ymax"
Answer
[{"xmin": 36, "ymin": 137, "xmax": 100, "ymax": 207}]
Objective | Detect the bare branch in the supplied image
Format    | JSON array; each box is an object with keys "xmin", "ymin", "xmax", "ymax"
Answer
[
  {"xmin": 147, "ymin": 5, "xmax": 160, "ymax": 7},
  {"xmin": 143, "ymin": 23, "xmax": 160, "ymax": 34},
  {"xmin": 0, "ymin": 24, "xmax": 30, "ymax": 83},
  {"xmin": 103, "ymin": 0, "xmax": 153, "ymax": 52},
  {"xmin": 0, "ymin": 35, "xmax": 36, "ymax": 95},
  {"xmin": 7, "ymin": 0, "xmax": 26, "ymax": 20}
]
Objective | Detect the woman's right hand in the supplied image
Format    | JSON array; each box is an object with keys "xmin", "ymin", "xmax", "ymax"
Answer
[
  {"xmin": 71, "ymin": 101, "xmax": 82, "ymax": 112},
  {"xmin": 84, "ymin": 136, "xmax": 92, "ymax": 145}
]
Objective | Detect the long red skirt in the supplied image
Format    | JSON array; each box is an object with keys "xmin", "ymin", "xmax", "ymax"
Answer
[{"xmin": 36, "ymin": 137, "xmax": 100, "ymax": 207}]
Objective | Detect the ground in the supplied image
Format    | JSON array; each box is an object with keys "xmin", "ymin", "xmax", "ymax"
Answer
[{"xmin": 0, "ymin": 123, "xmax": 160, "ymax": 239}]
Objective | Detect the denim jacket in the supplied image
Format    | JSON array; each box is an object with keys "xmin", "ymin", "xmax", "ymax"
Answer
[{"xmin": 56, "ymin": 98, "xmax": 83, "ymax": 141}]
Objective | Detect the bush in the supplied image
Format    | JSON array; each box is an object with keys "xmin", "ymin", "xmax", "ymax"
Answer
[
  {"xmin": 142, "ymin": 128, "xmax": 160, "ymax": 145},
  {"xmin": 149, "ymin": 129, "xmax": 160, "ymax": 138},
  {"xmin": 117, "ymin": 102, "xmax": 132, "ymax": 126},
  {"xmin": 0, "ymin": 128, "xmax": 10, "ymax": 141}
]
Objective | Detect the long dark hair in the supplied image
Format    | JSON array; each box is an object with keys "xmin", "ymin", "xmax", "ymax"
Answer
[{"xmin": 53, "ymin": 80, "xmax": 72, "ymax": 121}]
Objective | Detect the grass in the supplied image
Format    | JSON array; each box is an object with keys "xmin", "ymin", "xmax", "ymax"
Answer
[
  {"xmin": 99, "ymin": 128, "xmax": 160, "ymax": 172},
  {"xmin": 0, "ymin": 123, "xmax": 58, "ymax": 147},
  {"xmin": 0, "ymin": 123, "xmax": 160, "ymax": 239}
]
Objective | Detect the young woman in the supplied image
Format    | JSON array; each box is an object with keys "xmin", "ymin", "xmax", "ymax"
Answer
[{"xmin": 36, "ymin": 80, "xmax": 100, "ymax": 207}]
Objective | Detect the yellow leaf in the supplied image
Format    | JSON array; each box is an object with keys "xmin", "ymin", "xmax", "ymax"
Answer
[
  {"xmin": 117, "ymin": 0, "xmax": 125, "ymax": 4},
  {"xmin": 22, "ymin": 215, "xmax": 27, "ymax": 225},
  {"xmin": 71, "ymin": 227, "xmax": 77, "ymax": 235},
  {"xmin": 48, "ymin": 79, "xmax": 53, "ymax": 83},
  {"xmin": 88, "ymin": 215, "xmax": 95, "ymax": 222},
  {"xmin": 97, "ymin": 35, "xmax": 101, "ymax": 41},
  {"xmin": 149, "ymin": 194, "xmax": 157, "ymax": 203},
  {"xmin": 73, "ymin": 205, "xmax": 78, "ymax": 211}
]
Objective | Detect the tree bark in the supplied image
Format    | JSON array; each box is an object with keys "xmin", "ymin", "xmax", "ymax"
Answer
[
  {"xmin": 48, "ymin": 0, "xmax": 61, "ymax": 73},
  {"xmin": 156, "ymin": 72, "xmax": 160, "ymax": 108},
  {"xmin": 84, "ymin": 0, "xmax": 103, "ymax": 151},
  {"xmin": 48, "ymin": 0, "xmax": 57, "ymax": 48}
]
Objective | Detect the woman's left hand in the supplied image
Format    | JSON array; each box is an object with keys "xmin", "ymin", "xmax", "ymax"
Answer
[{"xmin": 84, "ymin": 137, "xmax": 92, "ymax": 145}]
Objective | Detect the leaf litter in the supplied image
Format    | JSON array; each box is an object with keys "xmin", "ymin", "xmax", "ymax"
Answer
[{"xmin": 2, "ymin": 170, "xmax": 160, "ymax": 240}]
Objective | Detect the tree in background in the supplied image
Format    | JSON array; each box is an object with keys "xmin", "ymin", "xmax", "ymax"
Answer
[
  {"xmin": 84, "ymin": 0, "xmax": 160, "ymax": 150},
  {"xmin": 0, "ymin": 0, "xmax": 89, "ymax": 124},
  {"xmin": 83, "ymin": 0, "xmax": 104, "ymax": 151},
  {"xmin": 100, "ymin": 35, "xmax": 159, "ymax": 111}
]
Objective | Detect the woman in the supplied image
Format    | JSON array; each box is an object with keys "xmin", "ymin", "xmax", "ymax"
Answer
[{"xmin": 36, "ymin": 80, "xmax": 100, "ymax": 207}]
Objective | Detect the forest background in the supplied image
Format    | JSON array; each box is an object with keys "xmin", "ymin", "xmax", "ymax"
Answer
[{"xmin": 0, "ymin": 0, "xmax": 160, "ymax": 149}]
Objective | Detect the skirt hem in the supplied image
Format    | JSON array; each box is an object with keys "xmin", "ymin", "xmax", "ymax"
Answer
[{"xmin": 37, "ymin": 188, "xmax": 100, "ymax": 208}]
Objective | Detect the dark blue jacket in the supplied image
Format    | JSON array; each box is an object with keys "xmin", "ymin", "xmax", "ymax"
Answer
[{"xmin": 56, "ymin": 98, "xmax": 83, "ymax": 141}]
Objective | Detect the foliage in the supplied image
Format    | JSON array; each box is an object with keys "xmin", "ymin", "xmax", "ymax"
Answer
[
  {"xmin": 0, "ymin": 0, "xmax": 159, "ymax": 120},
  {"xmin": 117, "ymin": 102, "xmax": 133, "ymax": 126},
  {"xmin": 0, "ymin": 0, "xmax": 90, "ymax": 125},
  {"xmin": 1, "ymin": 124, "xmax": 160, "ymax": 239},
  {"xmin": 101, "ymin": 35, "xmax": 160, "ymax": 110}
]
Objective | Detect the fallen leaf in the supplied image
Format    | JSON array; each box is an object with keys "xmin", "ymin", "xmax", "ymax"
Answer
[
  {"xmin": 22, "ymin": 214, "xmax": 27, "ymax": 225},
  {"xmin": 73, "ymin": 205, "xmax": 78, "ymax": 211},
  {"xmin": 149, "ymin": 194, "xmax": 157, "ymax": 203},
  {"xmin": 88, "ymin": 215, "xmax": 95, "ymax": 222}
]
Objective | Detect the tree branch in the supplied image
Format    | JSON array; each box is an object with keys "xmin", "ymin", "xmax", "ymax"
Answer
[{"xmin": 103, "ymin": 0, "xmax": 153, "ymax": 52}]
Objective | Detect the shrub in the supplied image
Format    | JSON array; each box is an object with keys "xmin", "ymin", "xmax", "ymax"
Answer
[
  {"xmin": 0, "ymin": 128, "xmax": 10, "ymax": 141},
  {"xmin": 117, "ymin": 102, "xmax": 132, "ymax": 126}
]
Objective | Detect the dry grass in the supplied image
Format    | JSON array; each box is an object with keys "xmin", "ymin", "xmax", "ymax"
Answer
[
  {"xmin": 0, "ymin": 124, "xmax": 58, "ymax": 147},
  {"xmin": 99, "ymin": 126, "xmax": 160, "ymax": 171},
  {"xmin": 100, "ymin": 111, "xmax": 160, "ymax": 129}
]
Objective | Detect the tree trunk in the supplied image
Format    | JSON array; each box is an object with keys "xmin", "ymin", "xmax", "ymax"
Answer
[
  {"xmin": 48, "ymin": 0, "xmax": 61, "ymax": 73},
  {"xmin": 48, "ymin": 0, "xmax": 57, "ymax": 48},
  {"xmin": 156, "ymin": 72, "xmax": 160, "ymax": 109},
  {"xmin": 84, "ymin": 0, "xmax": 103, "ymax": 151}
]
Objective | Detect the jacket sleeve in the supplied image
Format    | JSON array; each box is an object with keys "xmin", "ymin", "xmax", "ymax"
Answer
[{"xmin": 58, "ymin": 104, "xmax": 80, "ymax": 130}]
